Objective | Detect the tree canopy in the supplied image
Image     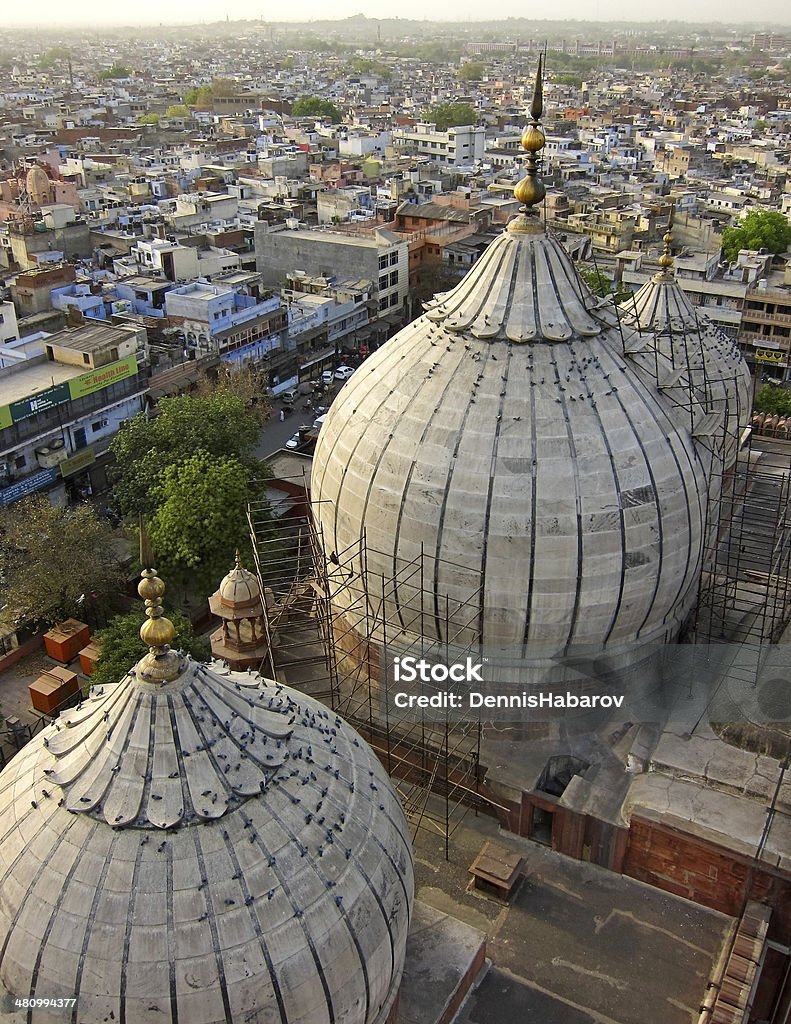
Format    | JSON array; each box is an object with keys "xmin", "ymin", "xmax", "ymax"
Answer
[
  {"xmin": 0, "ymin": 498, "xmax": 124, "ymax": 629},
  {"xmin": 579, "ymin": 265, "xmax": 632, "ymax": 302},
  {"xmin": 346, "ymin": 57, "xmax": 391, "ymax": 79},
  {"xmin": 192, "ymin": 363, "xmax": 272, "ymax": 426},
  {"xmin": 109, "ymin": 393, "xmax": 261, "ymax": 517},
  {"xmin": 148, "ymin": 451, "xmax": 257, "ymax": 594},
  {"xmin": 291, "ymin": 96, "xmax": 344, "ymax": 122},
  {"xmin": 99, "ymin": 64, "xmax": 131, "ymax": 80},
  {"xmin": 458, "ymin": 62, "xmax": 485, "ymax": 82},
  {"xmin": 425, "ymin": 102, "xmax": 478, "ymax": 132},
  {"xmin": 722, "ymin": 209, "xmax": 791, "ymax": 263},
  {"xmin": 91, "ymin": 607, "xmax": 210, "ymax": 687},
  {"xmin": 754, "ymin": 384, "xmax": 791, "ymax": 417}
]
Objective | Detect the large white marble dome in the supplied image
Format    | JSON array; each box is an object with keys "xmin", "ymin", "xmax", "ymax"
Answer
[
  {"xmin": 312, "ymin": 214, "xmax": 716, "ymax": 652},
  {"xmin": 0, "ymin": 656, "xmax": 413, "ymax": 1024}
]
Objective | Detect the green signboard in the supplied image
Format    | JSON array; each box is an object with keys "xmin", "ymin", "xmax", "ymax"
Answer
[
  {"xmin": 0, "ymin": 354, "xmax": 139, "ymax": 429},
  {"xmin": 68, "ymin": 354, "xmax": 138, "ymax": 400},
  {"xmin": 9, "ymin": 382, "xmax": 71, "ymax": 422}
]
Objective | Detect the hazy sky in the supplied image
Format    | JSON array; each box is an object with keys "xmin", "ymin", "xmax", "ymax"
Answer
[{"xmin": 3, "ymin": 0, "xmax": 790, "ymax": 28}]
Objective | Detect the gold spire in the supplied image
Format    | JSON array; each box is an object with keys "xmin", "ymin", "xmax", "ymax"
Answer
[
  {"xmin": 513, "ymin": 56, "xmax": 547, "ymax": 215},
  {"xmin": 234, "ymin": 548, "xmax": 243, "ymax": 570},
  {"xmin": 657, "ymin": 210, "xmax": 675, "ymax": 274},
  {"xmin": 137, "ymin": 521, "xmax": 184, "ymax": 684}
]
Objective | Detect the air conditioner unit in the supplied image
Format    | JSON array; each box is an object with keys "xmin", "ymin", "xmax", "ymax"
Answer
[{"xmin": 35, "ymin": 444, "xmax": 67, "ymax": 469}]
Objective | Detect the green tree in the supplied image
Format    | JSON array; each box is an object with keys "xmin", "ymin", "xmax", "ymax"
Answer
[
  {"xmin": 0, "ymin": 497, "xmax": 124, "ymax": 629},
  {"xmin": 754, "ymin": 385, "xmax": 791, "ymax": 417},
  {"xmin": 165, "ymin": 104, "xmax": 190, "ymax": 117},
  {"xmin": 91, "ymin": 608, "xmax": 210, "ymax": 686},
  {"xmin": 458, "ymin": 61, "xmax": 485, "ymax": 82},
  {"xmin": 185, "ymin": 84, "xmax": 216, "ymax": 109},
  {"xmin": 192, "ymin": 363, "xmax": 272, "ymax": 426},
  {"xmin": 424, "ymin": 102, "xmax": 478, "ymax": 131},
  {"xmin": 722, "ymin": 209, "xmax": 791, "ymax": 262},
  {"xmin": 99, "ymin": 64, "xmax": 131, "ymax": 80},
  {"xmin": 39, "ymin": 47, "xmax": 70, "ymax": 69},
  {"xmin": 553, "ymin": 73, "xmax": 583, "ymax": 87},
  {"xmin": 291, "ymin": 96, "xmax": 344, "ymax": 122},
  {"xmin": 579, "ymin": 266, "xmax": 631, "ymax": 302},
  {"xmin": 137, "ymin": 113, "xmax": 160, "ymax": 126},
  {"xmin": 148, "ymin": 451, "xmax": 257, "ymax": 594},
  {"xmin": 109, "ymin": 393, "xmax": 261, "ymax": 518}
]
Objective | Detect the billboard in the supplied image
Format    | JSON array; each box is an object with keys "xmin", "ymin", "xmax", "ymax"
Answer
[{"xmin": 0, "ymin": 355, "xmax": 138, "ymax": 428}]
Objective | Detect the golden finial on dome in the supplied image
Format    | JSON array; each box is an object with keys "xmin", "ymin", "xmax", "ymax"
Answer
[
  {"xmin": 658, "ymin": 211, "xmax": 675, "ymax": 273},
  {"xmin": 511, "ymin": 55, "xmax": 547, "ymax": 233},
  {"xmin": 137, "ymin": 520, "xmax": 184, "ymax": 684},
  {"xmin": 234, "ymin": 548, "xmax": 243, "ymax": 570}
]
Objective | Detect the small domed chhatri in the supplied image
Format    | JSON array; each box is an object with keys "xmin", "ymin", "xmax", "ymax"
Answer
[
  {"xmin": 618, "ymin": 227, "xmax": 751, "ymax": 474},
  {"xmin": 209, "ymin": 551, "xmax": 272, "ymax": 670},
  {"xmin": 312, "ymin": 62, "xmax": 722, "ymax": 655},
  {"xmin": 0, "ymin": 563, "xmax": 413, "ymax": 1024}
]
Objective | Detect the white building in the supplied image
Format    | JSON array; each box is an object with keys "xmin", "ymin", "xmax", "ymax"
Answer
[
  {"xmin": 391, "ymin": 122, "xmax": 485, "ymax": 166},
  {"xmin": 0, "ymin": 300, "xmax": 19, "ymax": 346}
]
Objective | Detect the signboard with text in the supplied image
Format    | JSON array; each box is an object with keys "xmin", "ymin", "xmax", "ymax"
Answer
[
  {"xmin": 0, "ymin": 467, "xmax": 60, "ymax": 507},
  {"xmin": 0, "ymin": 355, "xmax": 138, "ymax": 429}
]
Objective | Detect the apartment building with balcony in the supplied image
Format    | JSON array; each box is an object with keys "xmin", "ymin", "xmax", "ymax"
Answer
[
  {"xmin": 391, "ymin": 122, "xmax": 486, "ymax": 167},
  {"xmin": 164, "ymin": 278, "xmax": 287, "ymax": 364},
  {"xmin": 0, "ymin": 321, "xmax": 148, "ymax": 506}
]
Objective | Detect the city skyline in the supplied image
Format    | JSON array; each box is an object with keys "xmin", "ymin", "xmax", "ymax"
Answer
[{"xmin": 2, "ymin": 3, "xmax": 791, "ymax": 29}]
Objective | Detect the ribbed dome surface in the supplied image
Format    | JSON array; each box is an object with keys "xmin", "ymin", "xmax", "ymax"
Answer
[
  {"xmin": 217, "ymin": 564, "xmax": 262, "ymax": 609},
  {"xmin": 621, "ymin": 271, "xmax": 751, "ymax": 471},
  {"xmin": 424, "ymin": 219, "xmax": 605, "ymax": 342},
  {"xmin": 0, "ymin": 661, "xmax": 413, "ymax": 1024},
  {"xmin": 313, "ymin": 220, "xmax": 709, "ymax": 650}
]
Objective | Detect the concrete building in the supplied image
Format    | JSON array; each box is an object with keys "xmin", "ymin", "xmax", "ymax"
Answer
[
  {"xmin": 741, "ymin": 275, "xmax": 791, "ymax": 378},
  {"xmin": 0, "ymin": 322, "xmax": 148, "ymax": 505},
  {"xmin": 255, "ymin": 227, "xmax": 409, "ymax": 320},
  {"xmin": 391, "ymin": 122, "xmax": 486, "ymax": 167},
  {"xmin": 0, "ymin": 300, "xmax": 18, "ymax": 345},
  {"xmin": 165, "ymin": 280, "xmax": 287, "ymax": 363}
]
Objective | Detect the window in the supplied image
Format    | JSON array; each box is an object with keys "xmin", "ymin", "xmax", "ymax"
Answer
[
  {"xmin": 389, "ymin": 271, "xmax": 398, "ymax": 287},
  {"xmin": 378, "ymin": 254, "xmax": 388, "ymax": 270},
  {"xmin": 379, "ymin": 298, "xmax": 388, "ymax": 312},
  {"xmin": 14, "ymin": 455, "xmax": 26, "ymax": 470},
  {"xmin": 92, "ymin": 420, "xmax": 103, "ymax": 433},
  {"xmin": 379, "ymin": 275, "xmax": 388, "ymax": 291},
  {"xmin": 390, "ymin": 293, "xmax": 399, "ymax": 308},
  {"xmin": 389, "ymin": 251, "xmax": 398, "ymax": 266}
]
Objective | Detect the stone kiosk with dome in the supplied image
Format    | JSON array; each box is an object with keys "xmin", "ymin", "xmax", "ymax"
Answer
[
  {"xmin": 0, "ymin": 562, "xmax": 415, "ymax": 1023},
  {"xmin": 209, "ymin": 552, "xmax": 273, "ymax": 671}
]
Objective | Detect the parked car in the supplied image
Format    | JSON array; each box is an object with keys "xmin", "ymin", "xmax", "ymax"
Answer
[
  {"xmin": 334, "ymin": 365, "xmax": 355, "ymax": 381},
  {"xmin": 313, "ymin": 413, "xmax": 328, "ymax": 431},
  {"xmin": 321, "ymin": 369, "xmax": 335, "ymax": 386},
  {"xmin": 281, "ymin": 389, "xmax": 299, "ymax": 406}
]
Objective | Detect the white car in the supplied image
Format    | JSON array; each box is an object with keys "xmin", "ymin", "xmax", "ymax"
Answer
[
  {"xmin": 334, "ymin": 365, "xmax": 355, "ymax": 381},
  {"xmin": 321, "ymin": 370, "xmax": 334, "ymax": 386},
  {"xmin": 313, "ymin": 413, "xmax": 328, "ymax": 431},
  {"xmin": 285, "ymin": 431, "xmax": 302, "ymax": 450}
]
